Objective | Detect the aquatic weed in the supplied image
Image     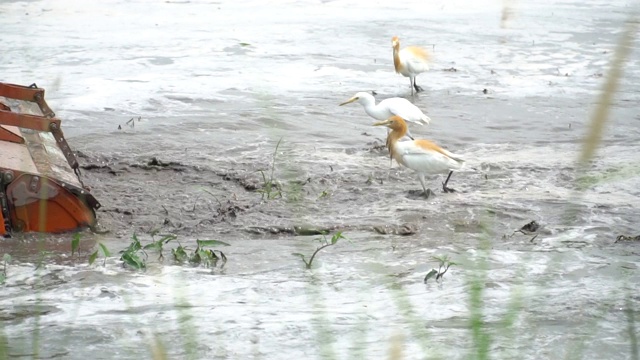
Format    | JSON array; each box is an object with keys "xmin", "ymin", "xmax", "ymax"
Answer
[
  {"xmin": 423, "ymin": 254, "xmax": 457, "ymax": 284},
  {"xmin": 120, "ymin": 233, "xmax": 147, "ymax": 270},
  {"xmin": 190, "ymin": 239, "xmax": 230, "ymax": 268},
  {"xmin": 34, "ymin": 251, "xmax": 53, "ymax": 270},
  {"xmin": 143, "ymin": 233, "xmax": 178, "ymax": 261},
  {"xmin": 257, "ymin": 137, "xmax": 284, "ymax": 200},
  {"xmin": 171, "ymin": 239, "xmax": 230, "ymax": 269},
  {"xmin": 0, "ymin": 254, "xmax": 11, "ymax": 284},
  {"xmin": 292, "ymin": 231, "xmax": 346, "ymax": 269}
]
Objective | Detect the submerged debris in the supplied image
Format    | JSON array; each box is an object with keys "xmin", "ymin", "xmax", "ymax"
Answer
[
  {"xmin": 504, "ymin": 220, "xmax": 541, "ymax": 242},
  {"xmin": 615, "ymin": 235, "xmax": 640, "ymax": 243},
  {"xmin": 373, "ymin": 224, "xmax": 417, "ymax": 236},
  {"xmin": 217, "ymin": 170, "xmax": 260, "ymax": 191},
  {"xmin": 215, "ymin": 200, "xmax": 247, "ymax": 220},
  {"xmin": 518, "ymin": 220, "xmax": 540, "ymax": 234}
]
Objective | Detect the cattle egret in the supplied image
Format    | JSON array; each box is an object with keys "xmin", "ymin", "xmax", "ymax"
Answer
[
  {"xmin": 392, "ymin": 36, "xmax": 431, "ymax": 95},
  {"xmin": 339, "ymin": 91, "xmax": 430, "ymax": 140},
  {"xmin": 374, "ymin": 115, "xmax": 464, "ymax": 198}
]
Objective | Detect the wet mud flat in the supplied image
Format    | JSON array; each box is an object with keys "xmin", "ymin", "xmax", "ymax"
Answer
[{"xmin": 2, "ymin": 114, "xmax": 638, "ymax": 359}]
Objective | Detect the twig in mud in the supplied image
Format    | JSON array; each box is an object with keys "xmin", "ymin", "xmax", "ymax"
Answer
[
  {"xmin": 161, "ymin": 205, "xmax": 169, "ymax": 215},
  {"xmin": 201, "ymin": 189, "xmax": 222, "ymax": 208}
]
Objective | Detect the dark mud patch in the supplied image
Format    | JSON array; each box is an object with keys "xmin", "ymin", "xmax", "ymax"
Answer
[
  {"xmin": 215, "ymin": 169, "xmax": 262, "ymax": 191},
  {"xmin": 0, "ymin": 305, "xmax": 60, "ymax": 322},
  {"xmin": 131, "ymin": 157, "xmax": 192, "ymax": 172},
  {"xmin": 80, "ymin": 156, "xmax": 200, "ymax": 174},
  {"xmin": 246, "ymin": 225, "xmax": 335, "ymax": 236}
]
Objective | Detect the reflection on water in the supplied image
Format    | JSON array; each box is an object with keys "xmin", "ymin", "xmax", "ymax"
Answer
[{"xmin": 1, "ymin": 0, "xmax": 639, "ymax": 359}]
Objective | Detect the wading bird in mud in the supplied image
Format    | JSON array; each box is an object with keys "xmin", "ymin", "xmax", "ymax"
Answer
[
  {"xmin": 373, "ymin": 115, "xmax": 464, "ymax": 199},
  {"xmin": 392, "ymin": 36, "xmax": 431, "ymax": 95},
  {"xmin": 339, "ymin": 91, "xmax": 430, "ymax": 140}
]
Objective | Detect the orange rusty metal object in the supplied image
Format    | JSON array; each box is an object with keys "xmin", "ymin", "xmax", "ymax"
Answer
[
  {"xmin": 0, "ymin": 82, "xmax": 100, "ymax": 235},
  {"xmin": 6, "ymin": 174, "xmax": 95, "ymax": 233}
]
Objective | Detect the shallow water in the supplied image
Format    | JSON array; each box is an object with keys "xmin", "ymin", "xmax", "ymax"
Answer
[{"xmin": 1, "ymin": 0, "xmax": 640, "ymax": 359}]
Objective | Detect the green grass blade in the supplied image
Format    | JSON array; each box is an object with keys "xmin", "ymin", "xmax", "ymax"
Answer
[
  {"xmin": 71, "ymin": 233, "xmax": 80, "ymax": 257},
  {"xmin": 196, "ymin": 239, "xmax": 231, "ymax": 247},
  {"xmin": 99, "ymin": 243, "xmax": 111, "ymax": 257},
  {"xmin": 88, "ymin": 250, "xmax": 98, "ymax": 266}
]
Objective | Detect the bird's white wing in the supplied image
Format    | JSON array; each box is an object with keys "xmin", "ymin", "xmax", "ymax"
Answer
[
  {"xmin": 394, "ymin": 140, "xmax": 463, "ymax": 174},
  {"xmin": 381, "ymin": 98, "xmax": 430, "ymax": 125},
  {"xmin": 400, "ymin": 47, "xmax": 430, "ymax": 74}
]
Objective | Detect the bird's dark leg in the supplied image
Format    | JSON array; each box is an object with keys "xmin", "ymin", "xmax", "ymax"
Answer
[
  {"xmin": 442, "ymin": 171, "xmax": 456, "ymax": 193},
  {"xmin": 409, "ymin": 77, "xmax": 415, "ymax": 96},
  {"xmin": 406, "ymin": 129, "xmax": 415, "ymax": 140},
  {"xmin": 413, "ymin": 77, "xmax": 424, "ymax": 93}
]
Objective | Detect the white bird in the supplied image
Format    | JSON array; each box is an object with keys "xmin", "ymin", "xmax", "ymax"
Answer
[
  {"xmin": 373, "ymin": 115, "xmax": 464, "ymax": 199},
  {"xmin": 392, "ymin": 36, "xmax": 431, "ymax": 95},
  {"xmin": 339, "ymin": 91, "xmax": 430, "ymax": 140}
]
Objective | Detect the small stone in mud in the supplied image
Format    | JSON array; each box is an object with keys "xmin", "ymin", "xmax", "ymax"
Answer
[{"xmin": 482, "ymin": 88, "xmax": 488, "ymax": 94}]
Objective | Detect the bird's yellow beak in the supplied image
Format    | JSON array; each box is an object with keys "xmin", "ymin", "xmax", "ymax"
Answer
[
  {"xmin": 339, "ymin": 97, "xmax": 358, "ymax": 106},
  {"xmin": 372, "ymin": 119, "xmax": 391, "ymax": 127}
]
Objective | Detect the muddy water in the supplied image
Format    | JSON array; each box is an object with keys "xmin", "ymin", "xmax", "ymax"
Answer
[{"xmin": 1, "ymin": 0, "xmax": 640, "ymax": 359}]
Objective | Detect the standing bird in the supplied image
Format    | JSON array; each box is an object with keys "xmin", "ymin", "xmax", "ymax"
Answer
[
  {"xmin": 392, "ymin": 36, "xmax": 431, "ymax": 95},
  {"xmin": 373, "ymin": 115, "xmax": 463, "ymax": 199},
  {"xmin": 339, "ymin": 91, "xmax": 430, "ymax": 140}
]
